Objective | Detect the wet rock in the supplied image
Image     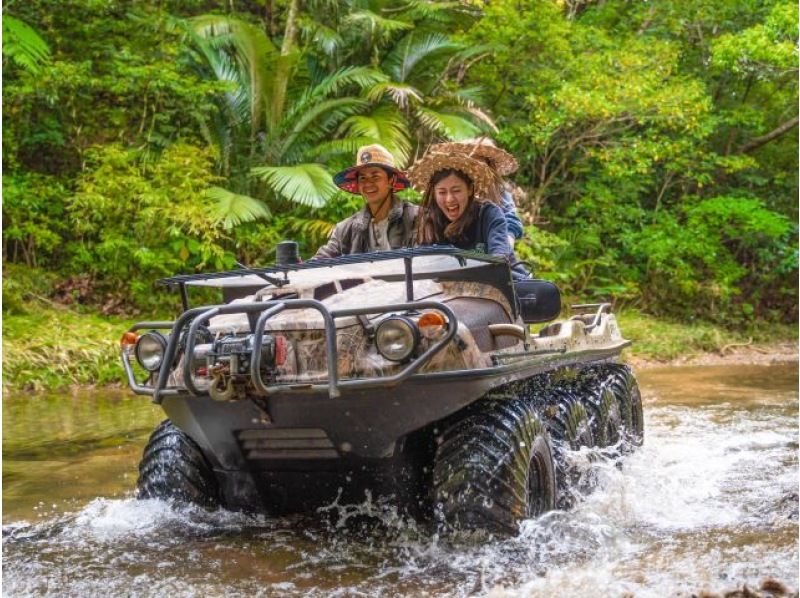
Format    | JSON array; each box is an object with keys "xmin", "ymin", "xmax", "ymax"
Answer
[
  {"xmin": 692, "ymin": 580, "xmax": 797, "ymax": 598},
  {"xmin": 723, "ymin": 585, "xmax": 762, "ymax": 598},
  {"xmin": 774, "ymin": 492, "xmax": 799, "ymax": 521}
]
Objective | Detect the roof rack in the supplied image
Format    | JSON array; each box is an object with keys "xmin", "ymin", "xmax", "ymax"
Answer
[{"xmin": 156, "ymin": 246, "xmax": 504, "ymax": 286}]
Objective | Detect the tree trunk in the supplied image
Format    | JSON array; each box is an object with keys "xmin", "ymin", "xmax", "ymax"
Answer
[{"xmin": 269, "ymin": 0, "xmax": 300, "ymax": 136}]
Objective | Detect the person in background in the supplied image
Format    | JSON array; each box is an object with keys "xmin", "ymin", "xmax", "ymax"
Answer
[
  {"xmin": 430, "ymin": 137, "xmax": 524, "ymax": 248},
  {"xmin": 313, "ymin": 144, "xmax": 417, "ymax": 259},
  {"xmin": 409, "ymin": 151, "xmax": 529, "ymax": 280}
]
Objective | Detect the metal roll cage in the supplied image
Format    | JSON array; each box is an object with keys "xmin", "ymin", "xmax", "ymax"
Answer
[{"xmin": 121, "ymin": 298, "xmax": 458, "ymax": 403}]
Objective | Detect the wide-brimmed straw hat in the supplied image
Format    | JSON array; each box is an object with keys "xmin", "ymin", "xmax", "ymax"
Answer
[
  {"xmin": 407, "ymin": 151, "xmax": 501, "ymax": 203},
  {"xmin": 431, "ymin": 137, "xmax": 518, "ymax": 176},
  {"xmin": 333, "ymin": 144, "xmax": 411, "ymax": 194}
]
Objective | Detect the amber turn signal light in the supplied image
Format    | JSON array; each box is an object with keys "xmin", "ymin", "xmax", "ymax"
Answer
[
  {"xmin": 418, "ymin": 311, "xmax": 446, "ymax": 339},
  {"xmin": 120, "ymin": 331, "xmax": 139, "ymax": 348}
]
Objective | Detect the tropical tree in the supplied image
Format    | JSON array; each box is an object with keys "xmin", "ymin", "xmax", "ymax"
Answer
[
  {"xmin": 186, "ymin": 14, "xmax": 392, "ymax": 213},
  {"xmin": 186, "ymin": 2, "xmax": 496, "ymax": 213}
]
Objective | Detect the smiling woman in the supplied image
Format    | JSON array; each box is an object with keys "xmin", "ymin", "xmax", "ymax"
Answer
[{"xmin": 410, "ymin": 152, "xmax": 529, "ymax": 278}]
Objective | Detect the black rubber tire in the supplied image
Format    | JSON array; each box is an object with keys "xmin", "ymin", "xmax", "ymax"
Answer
[
  {"xmin": 577, "ymin": 368, "xmax": 623, "ymax": 449},
  {"xmin": 433, "ymin": 396, "xmax": 557, "ymax": 536},
  {"xmin": 137, "ymin": 420, "xmax": 219, "ymax": 508},
  {"xmin": 543, "ymin": 388, "xmax": 595, "ymax": 509},
  {"xmin": 545, "ymin": 388, "xmax": 595, "ymax": 450},
  {"xmin": 603, "ymin": 364, "xmax": 645, "ymax": 447}
]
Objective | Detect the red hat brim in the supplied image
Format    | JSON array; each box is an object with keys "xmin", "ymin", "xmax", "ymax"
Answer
[{"xmin": 334, "ymin": 164, "xmax": 411, "ymax": 194}]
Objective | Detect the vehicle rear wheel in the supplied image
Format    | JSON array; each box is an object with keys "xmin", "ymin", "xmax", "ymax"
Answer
[
  {"xmin": 137, "ymin": 420, "xmax": 219, "ymax": 508},
  {"xmin": 433, "ymin": 396, "xmax": 557, "ymax": 536},
  {"xmin": 543, "ymin": 388, "xmax": 595, "ymax": 509},
  {"xmin": 604, "ymin": 364, "xmax": 645, "ymax": 447},
  {"xmin": 579, "ymin": 369, "xmax": 623, "ymax": 449}
]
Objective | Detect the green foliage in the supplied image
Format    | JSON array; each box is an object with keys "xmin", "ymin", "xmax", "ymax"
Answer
[
  {"xmin": 464, "ymin": 0, "xmax": 797, "ymax": 323},
  {"xmin": 616, "ymin": 309, "xmax": 797, "ymax": 361},
  {"xmin": 3, "ymin": 173, "xmax": 70, "ymax": 268},
  {"xmin": 67, "ymin": 143, "xmax": 235, "ymax": 304},
  {"xmin": 2, "ymin": 263, "xmax": 59, "ymax": 315},
  {"xmin": 2, "ymin": 16, "xmax": 51, "ymax": 74},
  {"xmin": 1, "ymin": 0, "xmax": 796, "ymax": 327},
  {"xmin": 3, "ymin": 304, "xmax": 131, "ymax": 390}
]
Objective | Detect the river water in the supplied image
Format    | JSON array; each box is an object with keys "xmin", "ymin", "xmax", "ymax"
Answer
[{"xmin": 3, "ymin": 364, "xmax": 798, "ymax": 597}]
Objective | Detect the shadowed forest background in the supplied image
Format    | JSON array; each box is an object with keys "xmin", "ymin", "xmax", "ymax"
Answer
[{"xmin": 2, "ymin": 0, "xmax": 797, "ymax": 387}]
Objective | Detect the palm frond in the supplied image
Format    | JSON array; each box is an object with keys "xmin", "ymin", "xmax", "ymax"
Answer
[
  {"xmin": 207, "ymin": 186, "xmax": 272, "ymax": 229},
  {"xmin": 343, "ymin": 10, "xmax": 413, "ymax": 36},
  {"xmin": 285, "ymin": 216, "xmax": 337, "ymax": 246},
  {"xmin": 305, "ymin": 136, "xmax": 378, "ymax": 160},
  {"xmin": 299, "ymin": 17, "xmax": 343, "ymax": 57},
  {"xmin": 383, "ymin": 32, "xmax": 461, "ymax": 83},
  {"xmin": 396, "ymin": 0, "xmax": 478, "ymax": 23},
  {"xmin": 190, "ymin": 15, "xmax": 279, "ymax": 133},
  {"xmin": 365, "ymin": 81, "xmax": 423, "ymax": 109},
  {"xmin": 450, "ymin": 86, "xmax": 486, "ymax": 106},
  {"xmin": 415, "ymin": 107, "xmax": 483, "ymax": 140},
  {"xmin": 251, "ymin": 163, "xmax": 337, "ymax": 207},
  {"xmin": 461, "ymin": 106, "xmax": 498, "ymax": 132},
  {"xmin": 309, "ymin": 66, "xmax": 388, "ymax": 100},
  {"xmin": 2, "ymin": 16, "xmax": 51, "ymax": 74},
  {"xmin": 340, "ymin": 104, "xmax": 412, "ymax": 165},
  {"xmin": 281, "ymin": 97, "xmax": 370, "ymax": 161}
]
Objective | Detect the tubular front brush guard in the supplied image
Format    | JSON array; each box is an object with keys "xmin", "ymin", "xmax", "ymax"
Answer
[{"xmin": 121, "ymin": 298, "xmax": 457, "ymax": 403}]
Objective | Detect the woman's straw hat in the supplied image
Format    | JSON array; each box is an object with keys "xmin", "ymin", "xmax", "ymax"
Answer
[
  {"xmin": 333, "ymin": 144, "xmax": 411, "ymax": 194},
  {"xmin": 431, "ymin": 137, "xmax": 518, "ymax": 176},
  {"xmin": 408, "ymin": 151, "xmax": 501, "ymax": 203}
]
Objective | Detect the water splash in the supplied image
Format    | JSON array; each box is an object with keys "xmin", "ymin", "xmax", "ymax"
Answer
[{"xmin": 4, "ymin": 366, "xmax": 798, "ymax": 597}]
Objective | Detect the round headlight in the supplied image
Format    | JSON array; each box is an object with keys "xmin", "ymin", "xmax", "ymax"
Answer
[
  {"xmin": 135, "ymin": 331, "xmax": 167, "ymax": 372},
  {"xmin": 376, "ymin": 317, "xmax": 419, "ymax": 362}
]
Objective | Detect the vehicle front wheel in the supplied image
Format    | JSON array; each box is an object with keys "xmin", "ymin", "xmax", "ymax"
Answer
[
  {"xmin": 137, "ymin": 420, "xmax": 219, "ymax": 508},
  {"xmin": 433, "ymin": 396, "xmax": 557, "ymax": 536}
]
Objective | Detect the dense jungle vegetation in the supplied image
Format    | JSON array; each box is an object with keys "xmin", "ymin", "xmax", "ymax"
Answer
[{"xmin": 3, "ymin": 0, "xmax": 798, "ymax": 329}]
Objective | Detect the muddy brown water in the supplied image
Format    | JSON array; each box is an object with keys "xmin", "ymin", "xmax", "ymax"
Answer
[{"xmin": 3, "ymin": 364, "xmax": 798, "ymax": 597}]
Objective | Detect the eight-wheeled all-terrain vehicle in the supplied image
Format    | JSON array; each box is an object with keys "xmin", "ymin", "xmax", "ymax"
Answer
[{"xmin": 122, "ymin": 245, "xmax": 643, "ymax": 535}]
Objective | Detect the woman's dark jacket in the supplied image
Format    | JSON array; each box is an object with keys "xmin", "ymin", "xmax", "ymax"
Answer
[{"xmin": 450, "ymin": 202, "xmax": 530, "ymax": 280}]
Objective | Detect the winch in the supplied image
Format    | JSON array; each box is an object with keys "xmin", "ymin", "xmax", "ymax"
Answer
[{"xmin": 201, "ymin": 334, "xmax": 283, "ymax": 401}]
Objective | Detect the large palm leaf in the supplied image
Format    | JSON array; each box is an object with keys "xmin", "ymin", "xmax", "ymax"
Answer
[
  {"xmin": 382, "ymin": 31, "xmax": 460, "ymax": 83},
  {"xmin": 207, "ymin": 186, "xmax": 272, "ymax": 229},
  {"xmin": 190, "ymin": 15, "xmax": 279, "ymax": 135},
  {"xmin": 415, "ymin": 107, "xmax": 484, "ymax": 140},
  {"xmin": 251, "ymin": 163, "xmax": 337, "ymax": 207},
  {"xmin": 279, "ymin": 97, "xmax": 370, "ymax": 163},
  {"xmin": 340, "ymin": 104, "xmax": 412, "ymax": 165}
]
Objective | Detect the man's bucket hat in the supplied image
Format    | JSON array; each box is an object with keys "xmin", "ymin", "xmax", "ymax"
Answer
[{"xmin": 333, "ymin": 144, "xmax": 411, "ymax": 194}]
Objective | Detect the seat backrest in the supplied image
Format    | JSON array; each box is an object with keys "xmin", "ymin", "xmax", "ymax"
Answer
[{"xmin": 514, "ymin": 279, "xmax": 561, "ymax": 323}]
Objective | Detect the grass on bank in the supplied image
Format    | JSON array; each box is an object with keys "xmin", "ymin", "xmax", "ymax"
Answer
[
  {"xmin": 616, "ymin": 310, "xmax": 796, "ymax": 361},
  {"xmin": 3, "ymin": 305, "xmax": 136, "ymax": 391},
  {"xmin": 2, "ymin": 302, "xmax": 796, "ymax": 392}
]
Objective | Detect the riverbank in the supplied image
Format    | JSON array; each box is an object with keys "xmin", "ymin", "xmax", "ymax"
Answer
[
  {"xmin": 2, "ymin": 304, "xmax": 796, "ymax": 392},
  {"xmin": 615, "ymin": 311, "xmax": 798, "ymax": 369}
]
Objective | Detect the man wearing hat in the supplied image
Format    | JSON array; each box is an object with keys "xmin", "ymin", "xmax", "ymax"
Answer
[{"xmin": 313, "ymin": 144, "xmax": 418, "ymax": 259}]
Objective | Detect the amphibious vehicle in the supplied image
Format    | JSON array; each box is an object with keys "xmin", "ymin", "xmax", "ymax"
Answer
[{"xmin": 122, "ymin": 244, "xmax": 643, "ymax": 535}]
